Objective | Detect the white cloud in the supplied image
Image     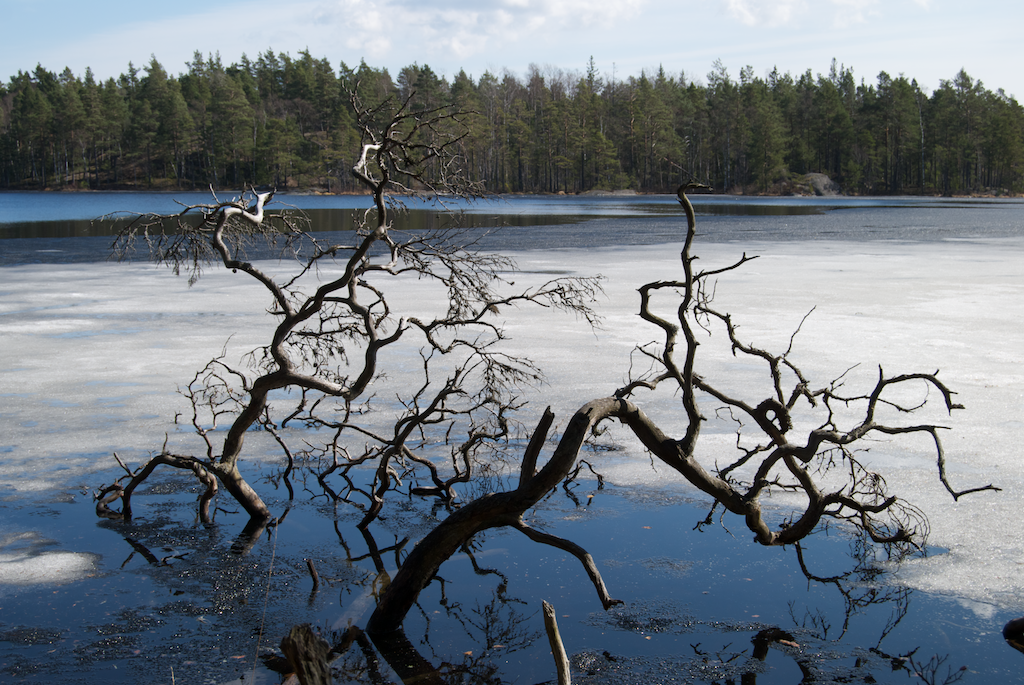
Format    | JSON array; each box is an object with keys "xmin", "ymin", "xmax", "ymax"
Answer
[
  {"xmin": 725, "ymin": 0, "xmax": 806, "ymax": 27},
  {"xmin": 381, "ymin": 0, "xmax": 651, "ymax": 51},
  {"xmin": 314, "ymin": 0, "xmax": 396, "ymax": 59},
  {"xmin": 828, "ymin": 0, "xmax": 881, "ymax": 27},
  {"xmin": 4, "ymin": 0, "xmax": 1022, "ymax": 103},
  {"xmin": 724, "ymin": 0, "xmax": 918, "ymax": 28},
  {"xmin": 537, "ymin": 0, "xmax": 649, "ymax": 27}
]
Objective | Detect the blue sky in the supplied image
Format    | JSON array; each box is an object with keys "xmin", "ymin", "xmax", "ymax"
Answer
[{"xmin": 3, "ymin": 0, "xmax": 1020, "ymax": 98}]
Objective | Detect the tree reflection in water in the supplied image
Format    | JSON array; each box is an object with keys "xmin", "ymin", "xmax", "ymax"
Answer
[
  {"xmin": 322, "ymin": 529, "xmax": 541, "ymax": 685},
  {"xmin": 93, "ymin": 475, "xmax": 969, "ymax": 685},
  {"xmin": 84, "ymin": 463, "xmax": 983, "ymax": 685},
  {"xmin": 257, "ymin": 522, "xmax": 949, "ymax": 685},
  {"xmin": 281, "ymin": 590, "xmax": 539, "ymax": 685}
]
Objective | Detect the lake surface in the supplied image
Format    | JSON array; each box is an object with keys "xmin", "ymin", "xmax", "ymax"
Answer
[
  {"xmin": 2, "ymin": 191, "xmax": 1023, "ymax": 261},
  {"xmin": 0, "ymin": 191, "xmax": 1022, "ymax": 684}
]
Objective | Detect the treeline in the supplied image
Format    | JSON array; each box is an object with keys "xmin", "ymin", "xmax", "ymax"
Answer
[{"xmin": 2, "ymin": 51, "xmax": 1023, "ymax": 195}]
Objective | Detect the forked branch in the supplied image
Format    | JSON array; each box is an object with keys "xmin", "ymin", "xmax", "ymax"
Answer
[
  {"xmin": 366, "ymin": 183, "xmax": 998, "ymax": 635},
  {"xmin": 96, "ymin": 95, "xmax": 602, "ymax": 535}
]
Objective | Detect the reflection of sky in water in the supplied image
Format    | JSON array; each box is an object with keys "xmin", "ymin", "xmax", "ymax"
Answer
[
  {"xmin": 6, "ymin": 189, "xmax": 1023, "ymax": 222},
  {"xmin": 3, "ymin": 192, "xmax": 1024, "ymax": 245},
  {"xmin": 0, "ymin": 198, "xmax": 1022, "ymax": 680}
]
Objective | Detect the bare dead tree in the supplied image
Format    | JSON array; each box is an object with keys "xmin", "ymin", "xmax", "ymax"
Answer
[
  {"xmin": 365, "ymin": 183, "xmax": 999, "ymax": 635},
  {"xmin": 94, "ymin": 92, "xmax": 602, "ymax": 534}
]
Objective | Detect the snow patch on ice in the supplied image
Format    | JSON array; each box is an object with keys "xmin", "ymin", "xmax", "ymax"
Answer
[
  {"xmin": 0, "ymin": 551, "xmax": 99, "ymax": 586},
  {"xmin": 0, "ymin": 532, "xmax": 99, "ymax": 586}
]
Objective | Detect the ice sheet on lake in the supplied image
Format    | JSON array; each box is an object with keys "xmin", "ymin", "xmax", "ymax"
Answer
[
  {"xmin": 0, "ymin": 532, "xmax": 98, "ymax": 587},
  {"xmin": 0, "ymin": 238, "xmax": 1021, "ymax": 608}
]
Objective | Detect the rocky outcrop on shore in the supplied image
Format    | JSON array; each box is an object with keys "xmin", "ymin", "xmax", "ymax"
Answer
[{"xmin": 805, "ymin": 172, "xmax": 841, "ymax": 196}]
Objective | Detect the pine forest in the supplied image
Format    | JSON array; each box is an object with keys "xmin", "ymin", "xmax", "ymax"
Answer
[{"xmin": 2, "ymin": 51, "xmax": 1022, "ymax": 196}]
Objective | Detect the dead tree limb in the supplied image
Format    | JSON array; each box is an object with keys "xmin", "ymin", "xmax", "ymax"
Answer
[
  {"xmin": 95, "ymin": 95, "xmax": 602, "ymax": 532},
  {"xmin": 543, "ymin": 601, "xmax": 572, "ymax": 685},
  {"xmin": 365, "ymin": 183, "xmax": 998, "ymax": 636}
]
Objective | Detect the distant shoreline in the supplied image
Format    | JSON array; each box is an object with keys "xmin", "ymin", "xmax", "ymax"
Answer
[{"xmin": 2, "ymin": 185, "xmax": 1018, "ymax": 199}]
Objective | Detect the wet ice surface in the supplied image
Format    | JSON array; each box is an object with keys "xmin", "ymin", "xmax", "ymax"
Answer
[
  {"xmin": 0, "ymin": 207, "xmax": 1023, "ymax": 681},
  {"xmin": 510, "ymin": 237, "xmax": 1024, "ymax": 612}
]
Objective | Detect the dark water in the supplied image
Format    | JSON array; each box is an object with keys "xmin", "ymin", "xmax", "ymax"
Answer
[
  {"xmin": 0, "ymin": 191, "xmax": 1021, "ymax": 683},
  {"xmin": 1, "ymin": 192, "xmax": 1022, "ymax": 266},
  {"xmin": 3, "ymin": 466, "xmax": 1014, "ymax": 685}
]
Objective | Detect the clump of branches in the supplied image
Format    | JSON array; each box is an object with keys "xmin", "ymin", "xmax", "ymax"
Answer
[
  {"xmin": 94, "ymin": 90, "xmax": 603, "ymax": 537},
  {"xmin": 365, "ymin": 183, "xmax": 999, "ymax": 635}
]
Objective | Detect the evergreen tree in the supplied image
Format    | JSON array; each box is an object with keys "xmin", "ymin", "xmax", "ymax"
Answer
[
  {"xmin": 3, "ymin": 53, "xmax": 1024, "ymax": 194},
  {"xmin": 747, "ymin": 77, "xmax": 787, "ymax": 192}
]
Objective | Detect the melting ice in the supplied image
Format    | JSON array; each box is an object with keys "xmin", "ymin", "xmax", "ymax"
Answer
[{"xmin": 0, "ymin": 232, "xmax": 1022, "ymax": 615}]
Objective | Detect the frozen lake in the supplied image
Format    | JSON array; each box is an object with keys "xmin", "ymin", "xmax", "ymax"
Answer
[{"xmin": 0, "ymin": 192, "xmax": 1022, "ymax": 682}]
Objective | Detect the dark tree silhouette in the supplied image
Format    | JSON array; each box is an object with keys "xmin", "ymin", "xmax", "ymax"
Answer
[
  {"xmin": 89, "ymin": 97, "xmax": 997, "ymax": 651},
  {"xmin": 365, "ymin": 182, "xmax": 998, "ymax": 635},
  {"xmin": 94, "ymin": 91, "xmax": 602, "ymax": 539}
]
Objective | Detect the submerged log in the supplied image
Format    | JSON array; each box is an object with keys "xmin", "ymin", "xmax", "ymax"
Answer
[{"xmin": 280, "ymin": 624, "xmax": 332, "ymax": 685}]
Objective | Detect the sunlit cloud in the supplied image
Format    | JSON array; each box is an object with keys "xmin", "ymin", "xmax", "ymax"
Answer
[
  {"xmin": 540, "ymin": 0, "xmax": 650, "ymax": 27},
  {"xmin": 724, "ymin": 0, "xmax": 806, "ymax": 26},
  {"xmin": 724, "ymin": 0, "xmax": 919, "ymax": 27},
  {"xmin": 2, "ymin": 0, "xmax": 1021, "ymax": 104},
  {"xmin": 302, "ymin": 0, "xmax": 653, "ymax": 71},
  {"xmin": 829, "ymin": 0, "xmax": 882, "ymax": 27}
]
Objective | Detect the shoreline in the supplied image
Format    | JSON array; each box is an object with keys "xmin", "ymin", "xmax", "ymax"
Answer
[{"xmin": 3, "ymin": 176, "xmax": 1020, "ymax": 201}]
